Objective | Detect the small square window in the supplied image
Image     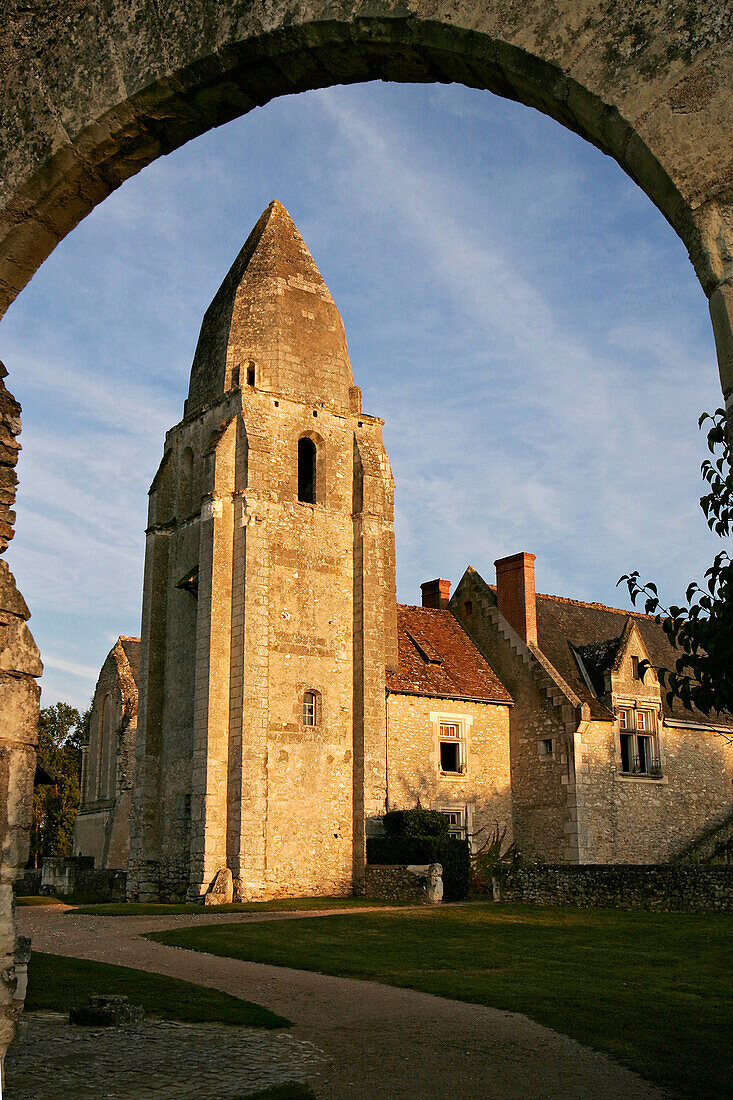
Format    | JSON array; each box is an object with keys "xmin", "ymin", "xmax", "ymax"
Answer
[
  {"xmin": 439, "ymin": 808, "xmax": 466, "ymax": 839},
  {"xmin": 438, "ymin": 721, "xmax": 464, "ymax": 774},
  {"xmin": 539, "ymin": 738, "xmax": 553, "ymax": 756}
]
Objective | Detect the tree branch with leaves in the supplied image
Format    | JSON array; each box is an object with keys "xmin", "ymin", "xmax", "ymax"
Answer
[{"xmin": 619, "ymin": 409, "xmax": 732, "ymax": 716}]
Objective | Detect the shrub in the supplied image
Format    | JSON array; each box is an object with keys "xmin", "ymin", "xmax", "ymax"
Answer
[
  {"xmin": 366, "ymin": 834, "xmax": 470, "ymax": 901},
  {"xmin": 382, "ymin": 808, "xmax": 450, "ymax": 839}
]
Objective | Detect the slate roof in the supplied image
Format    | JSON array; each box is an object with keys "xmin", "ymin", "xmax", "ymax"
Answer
[
  {"xmin": 387, "ymin": 605, "xmax": 513, "ymax": 704},
  {"xmin": 534, "ymin": 592, "xmax": 733, "ymax": 728}
]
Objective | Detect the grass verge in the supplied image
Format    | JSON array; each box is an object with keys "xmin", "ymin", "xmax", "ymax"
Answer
[
  {"xmin": 150, "ymin": 903, "xmax": 733, "ymax": 1098},
  {"xmin": 27, "ymin": 952, "xmax": 291, "ymax": 1028},
  {"xmin": 15, "ymin": 896, "xmax": 67, "ymax": 907},
  {"xmin": 73, "ymin": 896, "xmax": 406, "ymax": 916}
]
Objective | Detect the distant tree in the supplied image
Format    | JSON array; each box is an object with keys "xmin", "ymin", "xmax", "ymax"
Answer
[
  {"xmin": 30, "ymin": 703, "xmax": 87, "ymax": 867},
  {"xmin": 620, "ymin": 409, "xmax": 732, "ymax": 717}
]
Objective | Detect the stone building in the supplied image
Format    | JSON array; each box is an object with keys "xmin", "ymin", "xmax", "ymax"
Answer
[
  {"xmin": 452, "ymin": 554, "xmax": 733, "ymax": 864},
  {"xmin": 124, "ymin": 201, "xmax": 733, "ymax": 901},
  {"xmin": 73, "ymin": 636, "xmax": 139, "ymax": 869},
  {"xmin": 127, "ymin": 201, "xmax": 397, "ymax": 902}
]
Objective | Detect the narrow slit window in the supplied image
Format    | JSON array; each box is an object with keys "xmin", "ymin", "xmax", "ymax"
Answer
[
  {"xmin": 298, "ymin": 437, "xmax": 317, "ymax": 503},
  {"xmin": 303, "ymin": 692, "xmax": 317, "ymax": 727},
  {"xmin": 246, "ymin": 363, "xmax": 256, "ymax": 386}
]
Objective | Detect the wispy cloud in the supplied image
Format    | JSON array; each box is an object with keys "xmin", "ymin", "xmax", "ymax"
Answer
[{"xmin": 1, "ymin": 81, "xmax": 725, "ymax": 704}]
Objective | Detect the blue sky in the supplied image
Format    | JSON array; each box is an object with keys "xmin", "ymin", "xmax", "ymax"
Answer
[{"xmin": 0, "ymin": 81, "xmax": 726, "ymax": 709}]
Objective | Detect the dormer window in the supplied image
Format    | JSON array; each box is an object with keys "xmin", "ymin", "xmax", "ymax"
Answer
[
  {"xmin": 298, "ymin": 437, "xmax": 317, "ymax": 503},
  {"xmin": 618, "ymin": 708, "xmax": 661, "ymax": 777}
]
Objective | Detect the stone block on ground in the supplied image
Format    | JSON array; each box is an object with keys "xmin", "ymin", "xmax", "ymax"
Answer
[
  {"xmin": 69, "ymin": 994, "xmax": 144, "ymax": 1027},
  {"xmin": 204, "ymin": 866, "xmax": 233, "ymax": 905}
]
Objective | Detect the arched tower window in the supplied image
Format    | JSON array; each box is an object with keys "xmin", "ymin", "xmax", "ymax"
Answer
[
  {"xmin": 298, "ymin": 437, "xmax": 317, "ymax": 503},
  {"xmin": 303, "ymin": 691, "xmax": 319, "ymax": 727}
]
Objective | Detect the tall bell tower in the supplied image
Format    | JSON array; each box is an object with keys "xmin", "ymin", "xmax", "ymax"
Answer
[{"xmin": 128, "ymin": 202, "xmax": 398, "ymax": 901}]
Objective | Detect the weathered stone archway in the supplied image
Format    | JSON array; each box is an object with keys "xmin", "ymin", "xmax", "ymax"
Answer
[{"xmin": 1, "ymin": 0, "xmax": 732, "ymax": 1058}]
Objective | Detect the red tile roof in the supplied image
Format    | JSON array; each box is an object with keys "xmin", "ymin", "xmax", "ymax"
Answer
[{"xmin": 387, "ymin": 605, "xmax": 513, "ymax": 704}]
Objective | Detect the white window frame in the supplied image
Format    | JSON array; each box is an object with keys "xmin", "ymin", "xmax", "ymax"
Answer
[
  {"xmin": 432, "ymin": 801, "xmax": 475, "ymax": 850},
  {"xmin": 617, "ymin": 706, "xmax": 662, "ymax": 777},
  {"xmin": 430, "ymin": 711, "xmax": 472, "ymax": 778}
]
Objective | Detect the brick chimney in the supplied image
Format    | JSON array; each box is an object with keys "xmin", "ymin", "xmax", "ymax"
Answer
[
  {"xmin": 494, "ymin": 553, "xmax": 537, "ymax": 646},
  {"xmin": 421, "ymin": 578, "xmax": 450, "ymax": 609}
]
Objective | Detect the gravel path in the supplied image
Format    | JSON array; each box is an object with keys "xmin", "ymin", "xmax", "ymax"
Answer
[{"xmin": 15, "ymin": 905, "xmax": 666, "ymax": 1099}]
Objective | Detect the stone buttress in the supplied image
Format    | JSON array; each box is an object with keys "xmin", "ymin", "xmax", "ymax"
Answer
[{"xmin": 127, "ymin": 202, "xmax": 397, "ymax": 901}]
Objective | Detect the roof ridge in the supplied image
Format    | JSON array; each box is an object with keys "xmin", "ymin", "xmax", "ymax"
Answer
[
  {"xmin": 397, "ymin": 603, "xmax": 452, "ymax": 614},
  {"xmin": 535, "ymin": 591, "xmax": 656, "ymax": 619}
]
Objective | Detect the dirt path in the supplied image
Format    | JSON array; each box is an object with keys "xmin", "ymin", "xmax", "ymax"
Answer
[{"xmin": 16, "ymin": 905, "xmax": 665, "ymax": 1099}]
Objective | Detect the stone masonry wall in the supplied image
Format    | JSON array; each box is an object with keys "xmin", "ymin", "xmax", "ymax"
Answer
[
  {"xmin": 131, "ymin": 380, "xmax": 396, "ymax": 901},
  {"xmin": 386, "ymin": 692, "xmax": 512, "ymax": 850},
  {"xmin": 496, "ymin": 863, "xmax": 733, "ymax": 913},
  {"xmin": 364, "ymin": 864, "xmax": 432, "ymax": 904},
  {"xmin": 450, "ymin": 573, "xmax": 572, "ymax": 862},
  {"xmin": 0, "ymin": 363, "xmax": 41, "ymax": 1058},
  {"xmin": 575, "ymin": 718, "xmax": 733, "ymax": 863},
  {"xmin": 75, "ymin": 639, "xmax": 138, "ymax": 869}
]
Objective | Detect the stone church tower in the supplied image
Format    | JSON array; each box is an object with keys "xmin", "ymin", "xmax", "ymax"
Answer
[{"xmin": 127, "ymin": 202, "xmax": 398, "ymax": 902}]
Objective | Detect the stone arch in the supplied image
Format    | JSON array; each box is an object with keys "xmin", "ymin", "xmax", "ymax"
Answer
[
  {"xmin": 1, "ymin": 0, "xmax": 733, "ymax": 1055},
  {"xmin": 0, "ymin": 5, "xmax": 731, "ymax": 407}
]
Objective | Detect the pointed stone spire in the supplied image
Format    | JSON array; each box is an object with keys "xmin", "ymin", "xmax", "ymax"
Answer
[{"xmin": 186, "ymin": 201, "xmax": 354, "ymax": 413}]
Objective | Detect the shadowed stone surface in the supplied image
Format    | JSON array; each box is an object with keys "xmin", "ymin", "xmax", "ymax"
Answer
[{"xmin": 6, "ymin": 1012, "xmax": 329, "ymax": 1099}]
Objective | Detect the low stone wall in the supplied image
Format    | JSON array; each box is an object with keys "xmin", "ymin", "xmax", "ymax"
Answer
[
  {"xmin": 39, "ymin": 857, "xmax": 126, "ymax": 900},
  {"xmin": 13, "ymin": 870, "xmax": 40, "ymax": 897},
  {"xmin": 365, "ymin": 865, "xmax": 433, "ymax": 904},
  {"xmin": 494, "ymin": 863, "xmax": 733, "ymax": 913}
]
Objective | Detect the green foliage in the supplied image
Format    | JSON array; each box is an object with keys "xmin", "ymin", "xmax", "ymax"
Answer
[
  {"xmin": 620, "ymin": 409, "xmax": 733, "ymax": 716},
  {"xmin": 30, "ymin": 703, "xmax": 87, "ymax": 866},
  {"xmin": 367, "ymin": 835, "xmax": 471, "ymax": 901},
  {"xmin": 382, "ymin": 808, "xmax": 450, "ymax": 838},
  {"xmin": 27, "ymin": 951, "xmax": 291, "ymax": 1028}
]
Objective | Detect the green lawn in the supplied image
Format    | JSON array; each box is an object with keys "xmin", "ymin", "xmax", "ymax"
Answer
[
  {"xmin": 26, "ymin": 952, "xmax": 291, "ymax": 1028},
  {"xmin": 151, "ymin": 904, "xmax": 733, "ymax": 1098},
  {"xmin": 73, "ymin": 896, "xmax": 405, "ymax": 916},
  {"xmin": 15, "ymin": 895, "xmax": 68, "ymax": 907}
]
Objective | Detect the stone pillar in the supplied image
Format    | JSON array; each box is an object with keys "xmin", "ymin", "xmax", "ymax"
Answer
[
  {"xmin": 0, "ymin": 362, "xmax": 41, "ymax": 1061},
  {"xmin": 188, "ymin": 420, "xmax": 236, "ymax": 900},
  {"xmin": 709, "ymin": 284, "xmax": 733, "ymax": 434},
  {"xmin": 352, "ymin": 434, "xmax": 397, "ymax": 892}
]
